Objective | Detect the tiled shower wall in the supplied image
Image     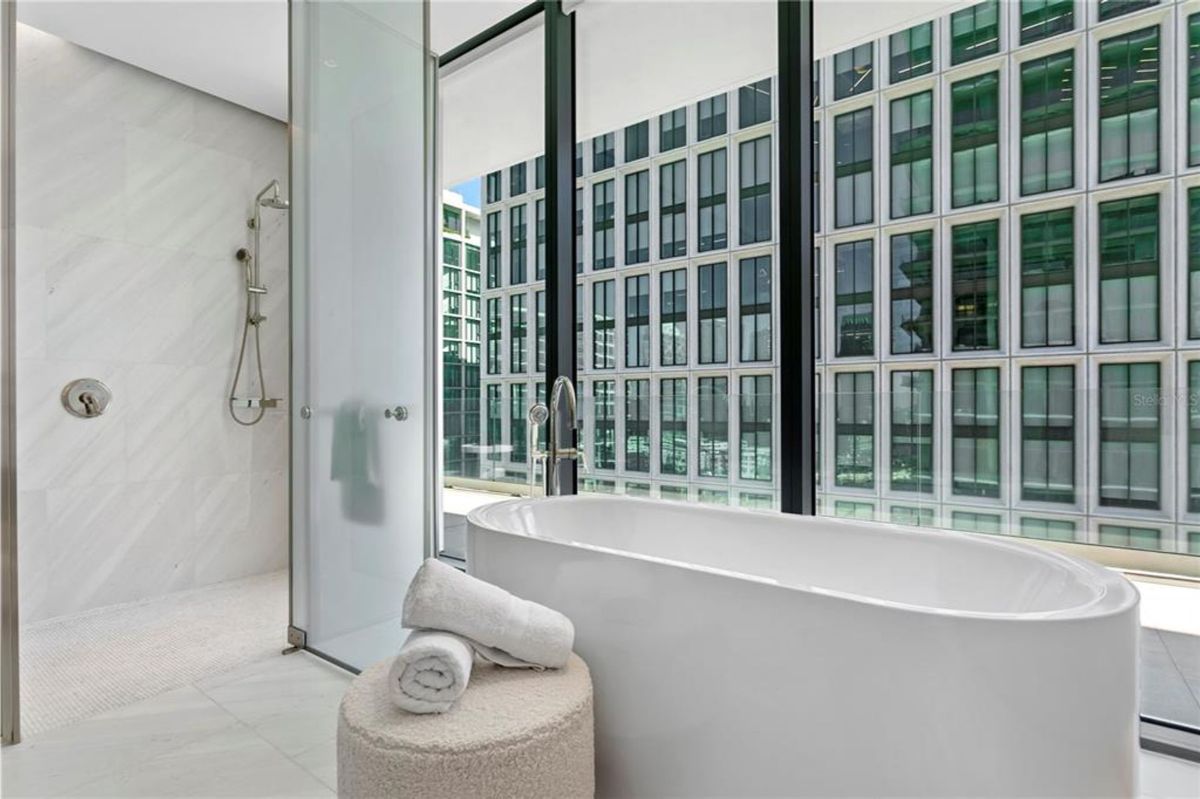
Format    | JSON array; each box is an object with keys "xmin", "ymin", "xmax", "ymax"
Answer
[{"xmin": 14, "ymin": 25, "xmax": 290, "ymax": 623}]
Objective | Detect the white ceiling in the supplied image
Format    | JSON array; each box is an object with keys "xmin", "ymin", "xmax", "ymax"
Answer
[
  {"xmin": 17, "ymin": 0, "xmax": 290, "ymax": 121},
  {"xmin": 18, "ymin": 0, "xmax": 967, "ymax": 176}
]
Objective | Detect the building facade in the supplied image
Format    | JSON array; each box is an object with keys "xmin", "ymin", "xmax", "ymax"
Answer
[
  {"xmin": 441, "ymin": 191, "xmax": 483, "ymax": 479},
  {"xmin": 476, "ymin": 0, "xmax": 1200, "ymax": 555}
]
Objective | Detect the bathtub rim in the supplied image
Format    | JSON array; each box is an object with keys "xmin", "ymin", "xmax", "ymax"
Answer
[{"xmin": 467, "ymin": 495, "xmax": 1139, "ymax": 623}]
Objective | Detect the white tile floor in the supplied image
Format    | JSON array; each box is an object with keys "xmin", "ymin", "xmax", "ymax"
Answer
[
  {"xmin": 0, "ymin": 653, "xmax": 350, "ymax": 798},
  {"xmin": 2, "ymin": 649, "xmax": 1198, "ymax": 798}
]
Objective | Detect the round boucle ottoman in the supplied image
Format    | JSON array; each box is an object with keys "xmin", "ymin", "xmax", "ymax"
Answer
[{"xmin": 337, "ymin": 653, "xmax": 594, "ymax": 799}]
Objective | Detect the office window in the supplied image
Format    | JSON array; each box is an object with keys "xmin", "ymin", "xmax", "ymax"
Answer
[
  {"xmin": 698, "ymin": 148, "xmax": 728, "ymax": 252},
  {"xmin": 442, "ymin": 239, "xmax": 460, "ymax": 267},
  {"xmin": 575, "ymin": 142, "xmax": 583, "ymax": 177},
  {"xmin": 625, "ymin": 274, "xmax": 650, "ymax": 368},
  {"xmin": 660, "ymin": 269, "xmax": 687, "ymax": 366},
  {"xmin": 625, "ymin": 482, "xmax": 650, "ymax": 497},
  {"xmin": 835, "ymin": 108, "xmax": 873, "ymax": 228},
  {"xmin": 951, "ymin": 220, "xmax": 1000, "ymax": 351},
  {"xmin": 1022, "ymin": 365, "xmax": 1075, "ymax": 503},
  {"xmin": 698, "ymin": 263, "xmax": 728, "ymax": 364},
  {"xmin": 835, "ymin": 501, "xmax": 875, "ymax": 520},
  {"xmin": 510, "ymin": 384, "xmax": 527, "ymax": 462},
  {"xmin": 890, "ymin": 231, "xmax": 933, "ymax": 355},
  {"xmin": 1191, "ymin": 188, "xmax": 1200, "ymax": 338},
  {"xmin": 535, "ymin": 199, "xmax": 546, "ymax": 280},
  {"xmin": 814, "ymin": 253, "xmax": 821, "ymax": 359},
  {"xmin": 951, "ymin": 72, "xmax": 1000, "ymax": 208},
  {"xmin": 739, "ymin": 79, "xmax": 771, "ymax": 128},
  {"xmin": 891, "ymin": 370, "xmax": 934, "ymax": 494},
  {"xmin": 535, "ymin": 291, "xmax": 546, "ymax": 372},
  {"xmin": 892, "ymin": 506, "xmax": 935, "ymax": 527},
  {"xmin": 593, "ymin": 132, "xmax": 614, "ymax": 171},
  {"xmin": 1020, "ymin": 518, "xmax": 1076, "ymax": 541},
  {"xmin": 1098, "ymin": 0, "xmax": 1158, "ymax": 22},
  {"xmin": 1098, "ymin": 524, "xmax": 1161, "ymax": 550},
  {"xmin": 739, "ymin": 136, "xmax": 772, "ymax": 244},
  {"xmin": 535, "ymin": 155, "xmax": 545, "ymax": 190},
  {"xmin": 659, "ymin": 160, "xmax": 687, "ymax": 259},
  {"xmin": 509, "ymin": 205, "xmax": 527, "ymax": 285},
  {"xmin": 835, "ymin": 371, "xmax": 874, "ymax": 488},
  {"xmin": 951, "ymin": 367, "xmax": 1000, "ymax": 498},
  {"xmin": 698, "ymin": 377, "xmax": 729, "ymax": 478},
  {"xmin": 1021, "ymin": 51, "xmax": 1074, "ymax": 196},
  {"xmin": 661, "ymin": 379, "xmax": 688, "ymax": 476},
  {"xmin": 890, "ymin": 92, "xmax": 933, "ymax": 219},
  {"xmin": 443, "ymin": 205, "xmax": 462, "ymax": 234},
  {"xmin": 950, "ymin": 0, "xmax": 1000, "ymax": 65},
  {"xmin": 624, "ymin": 170, "xmax": 650, "ymax": 265},
  {"xmin": 660, "ymin": 108, "xmax": 686, "ymax": 152},
  {"xmin": 486, "ymin": 212, "xmax": 501, "ymax": 289},
  {"xmin": 509, "ymin": 294, "xmax": 527, "ymax": 373},
  {"xmin": 1099, "ymin": 194, "xmax": 1159, "ymax": 344},
  {"xmin": 625, "ymin": 379, "xmax": 650, "ymax": 472},
  {"xmin": 1191, "ymin": 362, "xmax": 1200, "ymax": 512},
  {"xmin": 593, "ymin": 380, "xmax": 616, "ymax": 470},
  {"xmin": 739, "ymin": 256, "xmax": 772, "ymax": 363},
  {"xmin": 576, "ymin": 283, "xmax": 584, "ymax": 367},
  {"xmin": 593, "ymin": 180, "xmax": 615, "ymax": 270},
  {"xmin": 1191, "ymin": 15, "xmax": 1200, "ymax": 167},
  {"xmin": 575, "ymin": 187, "xmax": 583, "ymax": 273},
  {"xmin": 625, "ymin": 121, "xmax": 648, "ymax": 163},
  {"xmin": 698, "ymin": 93, "xmax": 727, "ymax": 140},
  {"xmin": 835, "ymin": 240, "xmax": 873, "ymax": 357},
  {"xmin": 1021, "ymin": 208, "xmax": 1074, "ymax": 347},
  {"xmin": 486, "ymin": 384, "xmax": 502, "ymax": 460},
  {"xmin": 814, "ymin": 122, "xmax": 821, "ymax": 232},
  {"xmin": 593, "ymin": 279, "xmax": 615, "ymax": 369},
  {"xmin": 890, "ymin": 22, "xmax": 933, "ymax": 84},
  {"xmin": 486, "ymin": 298, "xmax": 501, "ymax": 375},
  {"xmin": 465, "ymin": 243, "xmax": 480, "ymax": 274},
  {"xmin": 740, "ymin": 375, "xmax": 773, "ymax": 481},
  {"xmin": 1098, "ymin": 26, "xmax": 1160, "ymax": 183},
  {"xmin": 465, "ymin": 271, "xmax": 480, "ymax": 295},
  {"xmin": 486, "ymin": 171, "xmax": 501, "ymax": 204},
  {"xmin": 952, "ymin": 510, "xmax": 1002, "ymax": 534},
  {"xmin": 1099, "ymin": 362, "xmax": 1160, "ymax": 510},
  {"xmin": 1020, "ymin": 0, "xmax": 1073, "ymax": 45},
  {"xmin": 834, "ymin": 43, "xmax": 873, "ymax": 100}
]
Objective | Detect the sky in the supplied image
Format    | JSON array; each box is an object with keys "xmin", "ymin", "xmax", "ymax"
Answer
[{"xmin": 451, "ymin": 178, "xmax": 481, "ymax": 209}]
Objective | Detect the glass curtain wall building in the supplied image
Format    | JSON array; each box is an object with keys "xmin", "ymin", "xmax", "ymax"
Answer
[
  {"xmin": 440, "ymin": 191, "xmax": 483, "ymax": 480},
  {"xmin": 474, "ymin": 0, "xmax": 1200, "ymax": 556}
]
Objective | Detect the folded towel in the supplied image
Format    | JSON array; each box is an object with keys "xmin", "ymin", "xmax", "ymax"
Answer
[
  {"xmin": 402, "ymin": 558, "xmax": 574, "ymax": 669},
  {"xmin": 387, "ymin": 630, "xmax": 475, "ymax": 714}
]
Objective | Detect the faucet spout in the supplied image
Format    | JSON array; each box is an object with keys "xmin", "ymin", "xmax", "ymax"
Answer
[{"xmin": 545, "ymin": 375, "xmax": 583, "ymax": 496}]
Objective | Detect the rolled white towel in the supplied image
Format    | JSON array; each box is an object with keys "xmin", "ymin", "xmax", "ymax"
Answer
[
  {"xmin": 402, "ymin": 558, "xmax": 574, "ymax": 669},
  {"xmin": 387, "ymin": 630, "xmax": 475, "ymax": 714}
]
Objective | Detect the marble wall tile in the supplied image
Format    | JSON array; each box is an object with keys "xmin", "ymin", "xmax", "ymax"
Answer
[{"xmin": 15, "ymin": 26, "xmax": 289, "ymax": 623}]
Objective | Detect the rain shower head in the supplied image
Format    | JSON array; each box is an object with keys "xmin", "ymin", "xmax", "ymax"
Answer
[{"xmin": 254, "ymin": 179, "xmax": 289, "ymax": 212}]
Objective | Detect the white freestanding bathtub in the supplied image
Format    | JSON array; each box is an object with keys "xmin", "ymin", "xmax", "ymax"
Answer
[{"xmin": 467, "ymin": 495, "xmax": 1139, "ymax": 798}]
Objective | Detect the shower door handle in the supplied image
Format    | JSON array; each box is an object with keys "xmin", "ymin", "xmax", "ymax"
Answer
[{"xmin": 384, "ymin": 405, "xmax": 408, "ymax": 421}]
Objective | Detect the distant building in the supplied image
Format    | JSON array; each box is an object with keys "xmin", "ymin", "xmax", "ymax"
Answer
[
  {"xmin": 440, "ymin": 191, "xmax": 483, "ymax": 479},
  {"xmin": 476, "ymin": 0, "xmax": 1200, "ymax": 555}
]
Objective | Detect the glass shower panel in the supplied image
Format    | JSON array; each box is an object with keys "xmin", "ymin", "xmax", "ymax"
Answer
[{"xmin": 290, "ymin": 0, "xmax": 432, "ymax": 669}]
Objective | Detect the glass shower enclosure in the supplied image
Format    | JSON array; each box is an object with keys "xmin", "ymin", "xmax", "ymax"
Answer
[{"xmin": 289, "ymin": 0, "xmax": 437, "ymax": 670}]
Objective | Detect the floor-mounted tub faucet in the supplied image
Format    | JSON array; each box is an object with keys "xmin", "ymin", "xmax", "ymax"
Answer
[{"xmin": 528, "ymin": 375, "xmax": 587, "ymax": 496}]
